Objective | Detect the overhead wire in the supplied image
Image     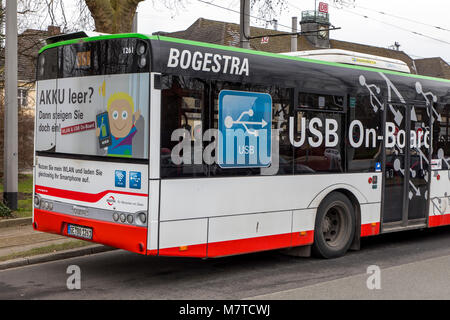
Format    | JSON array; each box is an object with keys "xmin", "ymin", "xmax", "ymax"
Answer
[
  {"xmin": 195, "ymin": 0, "xmax": 294, "ymax": 32},
  {"xmin": 353, "ymin": 4, "xmax": 450, "ymax": 33},
  {"xmin": 195, "ymin": 0, "xmax": 450, "ymax": 59},
  {"xmin": 332, "ymin": 5, "xmax": 450, "ymax": 46}
]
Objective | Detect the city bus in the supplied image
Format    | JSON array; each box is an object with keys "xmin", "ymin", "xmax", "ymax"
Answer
[{"xmin": 33, "ymin": 32, "xmax": 450, "ymax": 259}]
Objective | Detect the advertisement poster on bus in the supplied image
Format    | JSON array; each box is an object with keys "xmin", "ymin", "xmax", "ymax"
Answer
[
  {"xmin": 36, "ymin": 73, "xmax": 149, "ymax": 159},
  {"xmin": 35, "ymin": 73, "xmax": 149, "ymax": 211}
]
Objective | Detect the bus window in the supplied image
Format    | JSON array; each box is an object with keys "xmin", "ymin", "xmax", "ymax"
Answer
[
  {"xmin": 292, "ymin": 110, "xmax": 344, "ymax": 174},
  {"xmin": 347, "ymin": 94, "xmax": 382, "ymax": 172},
  {"xmin": 433, "ymin": 103, "xmax": 450, "ymax": 168},
  {"xmin": 161, "ymin": 75, "xmax": 209, "ymax": 178},
  {"xmin": 272, "ymin": 88, "xmax": 293, "ymax": 175},
  {"xmin": 298, "ymin": 92, "xmax": 345, "ymax": 112},
  {"xmin": 37, "ymin": 47, "xmax": 58, "ymax": 81},
  {"xmin": 61, "ymin": 42, "xmax": 101, "ymax": 78}
]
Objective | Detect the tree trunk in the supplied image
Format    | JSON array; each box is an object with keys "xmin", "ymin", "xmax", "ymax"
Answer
[{"xmin": 85, "ymin": 0, "xmax": 143, "ymax": 34}]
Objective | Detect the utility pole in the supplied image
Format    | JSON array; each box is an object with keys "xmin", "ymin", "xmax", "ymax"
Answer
[
  {"xmin": 3, "ymin": 0, "xmax": 18, "ymax": 210},
  {"xmin": 132, "ymin": 11, "xmax": 138, "ymax": 33},
  {"xmin": 240, "ymin": 0, "xmax": 250, "ymax": 49}
]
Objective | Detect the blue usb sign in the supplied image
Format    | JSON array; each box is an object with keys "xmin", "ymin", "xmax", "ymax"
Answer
[
  {"xmin": 129, "ymin": 171, "xmax": 141, "ymax": 189},
  {"xmin": 218, "ymin": 90, "xmax": 272, "ymax": 168}
]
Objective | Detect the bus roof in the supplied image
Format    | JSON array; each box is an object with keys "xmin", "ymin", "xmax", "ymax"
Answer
[{"xmin": 39, "ymin": 33, "xmax": 450, "ymax": 85}]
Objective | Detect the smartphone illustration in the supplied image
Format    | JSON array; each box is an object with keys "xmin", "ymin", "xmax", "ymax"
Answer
[{"xmin": 96, "ymin": 112, "xmax": 112, "ymax": 148}]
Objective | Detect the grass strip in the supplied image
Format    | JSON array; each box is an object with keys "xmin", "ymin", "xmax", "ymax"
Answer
[{"xmin": 0, "ymin": 240, "xmax": 91, "ymax": 263}]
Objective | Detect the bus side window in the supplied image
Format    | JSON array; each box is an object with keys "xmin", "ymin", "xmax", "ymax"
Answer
[
  {"xmin": 346, "ymin": 94, "xmax": 383, "ymax": 173},
  {"xmin": 160, "ymin": 75, "xmax": 209, "ymax": 178},
  {"xmin": 292, "ymin": 110, "xmax": 344, "ymax": 174},
  {"xmin": 293, "ymin": 92, "xmax": 345, "ymax": 174},
  {"xmin": 432, "ymin": 103, "xmax": 450, "ymax": 168}
]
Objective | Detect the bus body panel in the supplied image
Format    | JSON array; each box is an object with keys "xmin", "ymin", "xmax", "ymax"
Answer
[
  {"xmin": 158, "ymin": 174, "xmax": 381, "ymax": 221},
  {"xmin": 429, "ymin": 170, "xmax": 450, "ymax": 227},
  {"xmin": 33, "ymin": 156, "xmax": 149, "ymax": 254},
  {"xmin": 155, "ymin": 173, "xmax": 381, "ymax": 257},
  {"xmin": 34, "ymin": 209, "xmax": 147, "ymax": 254}
]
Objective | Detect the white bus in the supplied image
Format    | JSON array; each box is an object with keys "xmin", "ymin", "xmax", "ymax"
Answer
[{"xmin": 33, "ymin": 33, "xmax": 450, "ymax": 258}]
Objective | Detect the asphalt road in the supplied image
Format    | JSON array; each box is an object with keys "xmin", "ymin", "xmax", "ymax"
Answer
[{"xmin": 0, "ymin": 226, "xmax": 449, "ymax": 300}]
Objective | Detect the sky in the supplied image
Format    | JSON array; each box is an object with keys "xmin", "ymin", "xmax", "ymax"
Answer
[{"xmin": 134, "ymin": 0, "xmax": 450, "ymax": 63}]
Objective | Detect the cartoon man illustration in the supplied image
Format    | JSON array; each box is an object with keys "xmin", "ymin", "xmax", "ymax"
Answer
[{"xmin": 97, "ymin": 92, "xmax": 140, "ymax": 157}]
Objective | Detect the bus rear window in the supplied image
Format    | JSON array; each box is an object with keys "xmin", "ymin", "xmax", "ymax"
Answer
[
  {"xmin": 36, "ymin": 38, "xmax": 150, "ymax": 160},
  {"xmin": 58, "ymin": 38, "xmax": 150, "ymax": 78}
]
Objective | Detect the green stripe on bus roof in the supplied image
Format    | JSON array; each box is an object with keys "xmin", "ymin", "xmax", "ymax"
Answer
[
  {"xmin": 39, "ymin": 33, "xmax": 152, "ymax": 54},
  {"xmin": 39, "ymin": 33, "xmax": 450, "ymax": 84},
  {"xmin": 156, "ymin": 36, "xmax": 450, "ymax": 84}
]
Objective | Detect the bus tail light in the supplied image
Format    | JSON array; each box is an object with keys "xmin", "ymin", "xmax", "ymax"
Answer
[
  {"xmin": 138, "ymin": 55, "xmax": 147, "ymax": 68},
  {"xmin": 127, "ymin": 214, "xmax": 134, "ymax": 224},
  {"xmin": 34, "ymin": 195, "xmax": 41, "ymax": 207},
  {"xmin": 40, "ymin": 199, "xmax": 54, "ymax": 211}
]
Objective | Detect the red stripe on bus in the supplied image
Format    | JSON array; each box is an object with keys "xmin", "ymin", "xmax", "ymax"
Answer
[
  {"xmin": 429, "ymin": 214, "xmax": 450, "ymax": 227},
  {"xmin": 154, "ymin": 231, "xmax": 314, "ymax": 258},
  {"xmin": 361, "ymin": 222, "xmax": 380, "ymax": 237},
  {"xmin": 158, "ymin": 244, "xmax": 208, "ymax": 258},
  {"xmin": 34, "ymin": 185, "xmax": 147, "ymax": 203},
  {"xmin": 208, "ymin": 231, "xmax": 314, "ymax": 257},
  {"xmin": 34, "ymin": 209, "xmax": 147, "ymax": 254}
]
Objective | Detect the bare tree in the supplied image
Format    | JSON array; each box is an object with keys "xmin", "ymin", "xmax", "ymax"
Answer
[
  {"xmin": 159, "ymin": 0, "xmax": 288, "ymax": 27},
  {"xmin": 250, "ymin": 0, "xmax": 288, "ymax": 26},
  {"xmin": 84, "ymin": 0, "xmax": 144, "ymax": 33}
]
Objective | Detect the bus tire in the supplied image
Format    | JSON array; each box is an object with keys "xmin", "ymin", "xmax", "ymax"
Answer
[{"xmin": 312, "ymin": 192, "xmax": 355, "ymax": 259}]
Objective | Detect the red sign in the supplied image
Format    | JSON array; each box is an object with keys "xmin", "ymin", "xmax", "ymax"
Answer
[
  {"xmin": 319, "ymin": 2, "xmax": 329, "ymax": 13},
  {"xmin": 261, "ymin": 36, "xmax": 269, "ymax": 44},
  {"xmin": 61, "ymin": 121, "xmax": 96, "ymax": 135}
]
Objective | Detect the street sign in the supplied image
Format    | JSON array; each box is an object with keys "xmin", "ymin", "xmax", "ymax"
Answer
[{"xmin": 218, "ymin": 90, "xmax": 272, "ymax": 168}]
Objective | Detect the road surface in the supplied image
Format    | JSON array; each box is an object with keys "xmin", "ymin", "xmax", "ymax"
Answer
[{"xmin": 0, "ymin": 226, "xmax": 449, "ymax": 300}]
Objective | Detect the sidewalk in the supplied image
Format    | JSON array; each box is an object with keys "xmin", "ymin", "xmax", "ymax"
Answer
[{"xmin": 0, "ymin": 217, "xmax": 114, "ymax": 270}]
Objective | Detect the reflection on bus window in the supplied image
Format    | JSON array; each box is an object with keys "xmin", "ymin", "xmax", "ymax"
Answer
[
  {"xmin": 298, "ymin": 92, "xmax": 345, "ymax": 111},
  {"xmin": 433, "ymin": 103, "xmax": 450, "ymax": 168},
  {"xmin": 161, "ymin": 75, "xmax": 208, "ymax": 178},
  {"xmin": 293, "ymin": 111, "xmax": 343, "ymax": 174},
  {"xmin": 347, "ymin": 94, "xmax": 382, "ymax": 172}
]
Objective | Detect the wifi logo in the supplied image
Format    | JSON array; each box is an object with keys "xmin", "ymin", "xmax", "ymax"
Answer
[{"xmin": 115, "ymin": 170, "xmax": 126, "ymax": 188}]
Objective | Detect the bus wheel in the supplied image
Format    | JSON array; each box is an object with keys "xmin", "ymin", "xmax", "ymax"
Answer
[{"xmin": 312, "ymin": 192, "xmax": 355, "ymax": 259}]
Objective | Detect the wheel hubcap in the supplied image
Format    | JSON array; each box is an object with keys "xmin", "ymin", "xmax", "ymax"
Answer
[{"xmin": 322, "ymin": 206, "xmax": 346, "ymax": 247}]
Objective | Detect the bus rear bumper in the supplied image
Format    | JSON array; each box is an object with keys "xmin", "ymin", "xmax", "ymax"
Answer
[{"xmin": 33, "ymin": 209, "xmax": 147, "ymax": 254}]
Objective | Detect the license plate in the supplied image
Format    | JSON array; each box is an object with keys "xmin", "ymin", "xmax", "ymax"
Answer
[{"xmin": 67, "ymin": 224, "xmax": 93, "ymax": 240}]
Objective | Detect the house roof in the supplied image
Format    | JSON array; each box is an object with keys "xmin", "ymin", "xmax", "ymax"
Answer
[
  {"xmin": 164, "ymin": 18, "xmax": 450, "ymax": 79},
  {"xmin": 414, "ymin": 57, "xmax": 450, "ymax": 80},
  {"xmin": 0, "ymin": 26, "xmax": 60, "ymax": 83}
]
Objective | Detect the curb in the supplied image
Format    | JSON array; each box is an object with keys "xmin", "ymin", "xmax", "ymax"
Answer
[
  {"xmin": 0, "ymin": 217, "xmax": 32, "ymax": 229},
  {"xmin": 0, "ymin": 244, "xmax": 116, "ymax": 271}
]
